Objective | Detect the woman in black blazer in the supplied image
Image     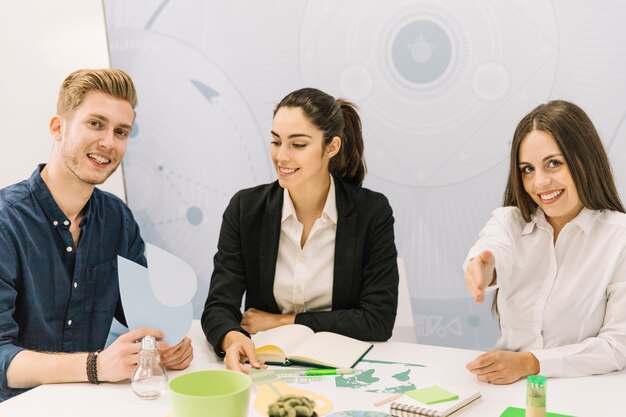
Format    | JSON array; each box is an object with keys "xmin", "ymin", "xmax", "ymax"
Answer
[{"xmin": 201, "ymin": 88, "xmax": 399, "ymax": 371}]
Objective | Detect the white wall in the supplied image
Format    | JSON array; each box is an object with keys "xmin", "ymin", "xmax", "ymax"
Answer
[{"xmin": 0, "ymin": 0, "xmax": 126, "ymax": 198}]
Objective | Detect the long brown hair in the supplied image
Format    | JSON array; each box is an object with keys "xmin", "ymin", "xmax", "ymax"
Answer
[
  {"xmin": 494, "ymin": 100, "xmax": 624, "ymax": 315},
  {"xmin": 504, "ymin": 100, "xmax": 624, "ymax": 219},
  {"xmin": 274, "ymin": 88, "xmax": 366, "ymax": 185}
]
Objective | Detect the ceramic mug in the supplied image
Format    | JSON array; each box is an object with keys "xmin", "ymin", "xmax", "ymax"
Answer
[{"xmin": 169, "ymin": 369, "xmax": 252, "ymax": 417}]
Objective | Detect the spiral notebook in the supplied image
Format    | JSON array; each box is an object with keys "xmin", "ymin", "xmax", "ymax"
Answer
[{"xmin": 389, "ymin": 385, "xmax": 481, "ymax": 417}]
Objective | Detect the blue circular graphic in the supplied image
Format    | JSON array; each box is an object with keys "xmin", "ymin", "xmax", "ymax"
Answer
[
  {"xmin": 467, "ymin": 314, "xmax": 481, "ymax": 327},
  {"xmin": 130, "ymin": 122, "xmax": 139, "ymax": 138},
  {"xmin": 391, "ymin": 20, "xmax": 452, "ymax": 84},
  {"xmin": 186, "ymin": 206, "xmax": 203, "ymax": 225}
]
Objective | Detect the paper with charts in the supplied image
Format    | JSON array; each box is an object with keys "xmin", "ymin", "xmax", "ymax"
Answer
[
  {"xmin": 335, "ymin": 359, "xmax": 432, "ymax": 393},
  {"xmin": 265, "ymin": 360, "xmax": 456, "ymax": 416},
  {"xmin": 275, "ymin": 359, "xmax": 441, "ymax": 394}
]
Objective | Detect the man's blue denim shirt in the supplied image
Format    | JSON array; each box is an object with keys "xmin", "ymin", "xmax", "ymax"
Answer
[{"xmin": 0, "ymin": 165, "xmax": 146, "ymax": 401}]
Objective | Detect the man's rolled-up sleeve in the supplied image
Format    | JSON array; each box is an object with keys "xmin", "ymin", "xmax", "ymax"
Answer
[{"xmin": 0, "ymin": 224, "xmax": 26, "ymax": 399}]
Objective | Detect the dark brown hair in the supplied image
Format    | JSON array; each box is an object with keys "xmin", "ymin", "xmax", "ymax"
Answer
[
  {"xmin": 494, "ymin": 100, "xmax": 625, "ymax": 316},
  {"xmin": 274, "ymin": 88, "xmax": 366, "ymax": 185},
  {"xmin": 504, "ymin": 99, "xmax": 624, "ymax": 219}
]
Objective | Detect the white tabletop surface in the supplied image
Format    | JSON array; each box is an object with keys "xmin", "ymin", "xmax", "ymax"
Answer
[{"xmin": 0, "ymin": 320, "xmax": 622, "ymax": 416}]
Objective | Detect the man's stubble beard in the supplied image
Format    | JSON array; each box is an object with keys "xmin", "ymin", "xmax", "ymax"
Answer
[{"xmin": 62, "ymin": 150, "xmax": 118, "ymax": 186}]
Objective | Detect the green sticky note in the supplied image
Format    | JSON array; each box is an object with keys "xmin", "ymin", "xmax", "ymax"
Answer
[
  {"xmin": 500, "ymin": 406, "xmax": 576, "ymax": 417},
  {"xmin": 404, "ymin": 385, "xmax": 459, "ymax": 405}
]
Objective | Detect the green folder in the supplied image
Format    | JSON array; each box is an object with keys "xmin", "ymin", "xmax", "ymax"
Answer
[{"xmin": 500, "ymin": 406, "xmax": 575, "ymax": 417}]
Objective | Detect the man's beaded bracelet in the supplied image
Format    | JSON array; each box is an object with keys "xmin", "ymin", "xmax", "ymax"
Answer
[{"xmin": 86, "ymin": 349, "xmax": 102, "ymax": 384}]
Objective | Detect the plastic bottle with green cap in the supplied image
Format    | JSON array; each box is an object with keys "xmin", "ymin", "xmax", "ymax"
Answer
[{"xmin": 526, "ymin": 374, "xmax": 547, "ymax": 417}]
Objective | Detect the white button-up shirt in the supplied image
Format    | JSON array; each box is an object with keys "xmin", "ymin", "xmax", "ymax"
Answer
[
  {"xmin": 273, "ymin": 177, "xmax": 337, "ymax": 314},
  {"xmin": 465, "ymin": 207, "xmax": 626, "ymax": 377}
]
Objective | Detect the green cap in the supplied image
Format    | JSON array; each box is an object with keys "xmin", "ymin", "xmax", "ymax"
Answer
[
  {"xmin": 527, "ymin": 375, "xmax": 547, "ymax": 408},
  {"xmin": 527, "ymin": 375, "xmax": 547, "ymax": 386}
]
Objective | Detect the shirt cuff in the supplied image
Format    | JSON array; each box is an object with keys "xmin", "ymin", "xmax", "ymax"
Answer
[
  {"xmin": 0, "ymin": 344, "xmax": 27, "ymax": 393},
  {"xmin": 463, "ymin": 244, "xmax": 492, "ymax": 272},
  {"xmin": 215, "ymin": 327, "xmax": 250, "ymax": 358},
  {"xmin": 530, "ymin": 349, "xmax": 563, "ymax": 377}
]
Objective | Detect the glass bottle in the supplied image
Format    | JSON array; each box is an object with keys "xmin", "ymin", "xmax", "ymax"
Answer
[
  {"xmin": 526, "ymin": 374, "xmax": 547, "ymax": 417},
  {"xmin": 131, "ymin": 335, "xmax": 168, "ymax": 399}
]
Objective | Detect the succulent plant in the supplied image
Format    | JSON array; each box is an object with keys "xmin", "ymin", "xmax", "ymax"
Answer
[{"xmin": 267, "ymin": 394, "xmax": 316, "ymax": 417}]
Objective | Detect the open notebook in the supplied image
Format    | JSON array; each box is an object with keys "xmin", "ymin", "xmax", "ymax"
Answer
[
  {"xmin": 389, "ymin": 385, "xmax": 481, "ymax": 417},
  {"xmin": 251, "ymin": 324, "xmax": 372, "ymax": 368}
]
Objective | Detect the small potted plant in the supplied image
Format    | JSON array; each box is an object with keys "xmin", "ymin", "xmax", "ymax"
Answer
[{"xmin": 268, "ymin": 395, "xmax": 317, "ymax": 417}]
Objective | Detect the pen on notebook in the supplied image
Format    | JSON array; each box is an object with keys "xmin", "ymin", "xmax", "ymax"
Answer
[
  {"xmin": 373, "ymin": 393, "xmax": 402, "ymax": 407},
  {"xmin": 276, "ymin": 368, "xmax": 360, "ymax": 376}
]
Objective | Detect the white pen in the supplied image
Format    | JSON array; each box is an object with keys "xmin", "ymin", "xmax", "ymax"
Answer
[{"xmin": 373, "ymin": 393, "xmax": 403, "ymax": 407}]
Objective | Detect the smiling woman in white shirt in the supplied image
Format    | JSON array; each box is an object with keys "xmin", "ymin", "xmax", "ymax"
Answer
[
  {"xmin": 201, "ymin": 88, "xmax": 399, "ymax": 372},
  {"xmin": 464, "ymin": 100, "xmax": 626, "ymax": 384}
]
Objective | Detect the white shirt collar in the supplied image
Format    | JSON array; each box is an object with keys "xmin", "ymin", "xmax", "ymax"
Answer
[
  {"xmin": 525, "ymin": 207, "xmax": 598, "ymax": 236},
  {"xmin": 569, "ymin": 207, "xmax": 598, "ymax": 236},
  {"xmin": 281, "ymin": 176, "xmax": 337, "ymax": 224}
]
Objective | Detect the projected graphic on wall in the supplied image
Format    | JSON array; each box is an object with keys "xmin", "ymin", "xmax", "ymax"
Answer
[
  {"xmin": 106, "ymin": 0, "xmax": 626, "ymax": 349},
  {"xmin": 107, "ymin": 26, "xmax": 271, "ymax": 313}
]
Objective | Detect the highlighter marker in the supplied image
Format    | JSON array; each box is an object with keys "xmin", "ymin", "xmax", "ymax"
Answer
[
  {"xmin": 275, "ymin": 368, "xmax": 360, "ymax": 377},
  {"xmin": 305, "ymin": 368, "xmax": 358, "ymax": 376}
]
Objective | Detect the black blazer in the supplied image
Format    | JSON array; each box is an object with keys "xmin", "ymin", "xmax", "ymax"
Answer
[{"xmin": 201, "ymin": 177, "xmax": 399, "ymax": 354}]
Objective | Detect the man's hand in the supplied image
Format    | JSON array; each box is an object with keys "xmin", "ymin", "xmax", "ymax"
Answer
[
  {"xmin": 466, "ymin": 350, "xmax": 540, "ymax": 384},
  {"xmin": 464, "ymin": 250, "xmax": 496, "ymax": 303},
  {"xmin": 222, "ymin": 330, "xmax": 264, "ymax": 373},
  {"xmin": 241, "ymin": 307, "xmax": 295, "ymax": 334},
  {"xmin": 97, "ymin": 327, "xmax": 163, "ymax": 382},
  {"xmin": 159, "ymin": 337, "xmax": 194, "ymax": 370}
]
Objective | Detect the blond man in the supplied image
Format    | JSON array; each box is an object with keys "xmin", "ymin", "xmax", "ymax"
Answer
[{"xmin": 0, "ymin": 69, "xmax": 192, "ymax": 401}]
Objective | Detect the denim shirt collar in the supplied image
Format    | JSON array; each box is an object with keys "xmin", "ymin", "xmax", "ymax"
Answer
[{"xmin": 27, "ymin": 164, "xmax": 94, "ymax": 230}]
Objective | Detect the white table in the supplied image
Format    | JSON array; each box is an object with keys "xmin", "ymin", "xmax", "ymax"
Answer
[{"xmin": 0, "ymin": 321, "xmax": 622, "ymax": 416}]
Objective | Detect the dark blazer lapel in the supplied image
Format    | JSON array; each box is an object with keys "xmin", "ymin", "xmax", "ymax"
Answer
[
  {"xmin": 258, "ymin": 183, "xmax": 283, "ymax": 312},
  {"xmin": 332, "ymin": 178, "xmax": 358, "ymax": 310}
]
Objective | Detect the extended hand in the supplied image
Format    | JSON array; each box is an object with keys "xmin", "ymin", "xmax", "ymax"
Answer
[
  {"xmin": 241, "ymin": 307, "xmax": 294, "ymax": 334},
  {"xmin": 466, "ymin": 350, "xmax": 539, "ymax": 384},
  {"xmin": 98, "ymin": 327, "xmax": 163, "ymax": 382},
  {"xmin": 464, "ymin": 250, "xmax": 496, "ymax": 303},
  {"xmin": 159, "ymin": 337, "xmax": 194, "ymax": 370},
  {"xmin": 222, "ymin": 330, "xmax": 264, "ymax": 373}
]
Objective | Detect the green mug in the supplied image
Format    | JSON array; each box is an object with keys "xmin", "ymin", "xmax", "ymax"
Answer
[{"xmin": 169, "ymin": 370, "xmax": 252, "ymax": 417}]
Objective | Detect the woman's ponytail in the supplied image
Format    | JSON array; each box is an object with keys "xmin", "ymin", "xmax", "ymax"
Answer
[{"xmin": 331, "ymin": 99, "xmax": 366, "ymax": 185}]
